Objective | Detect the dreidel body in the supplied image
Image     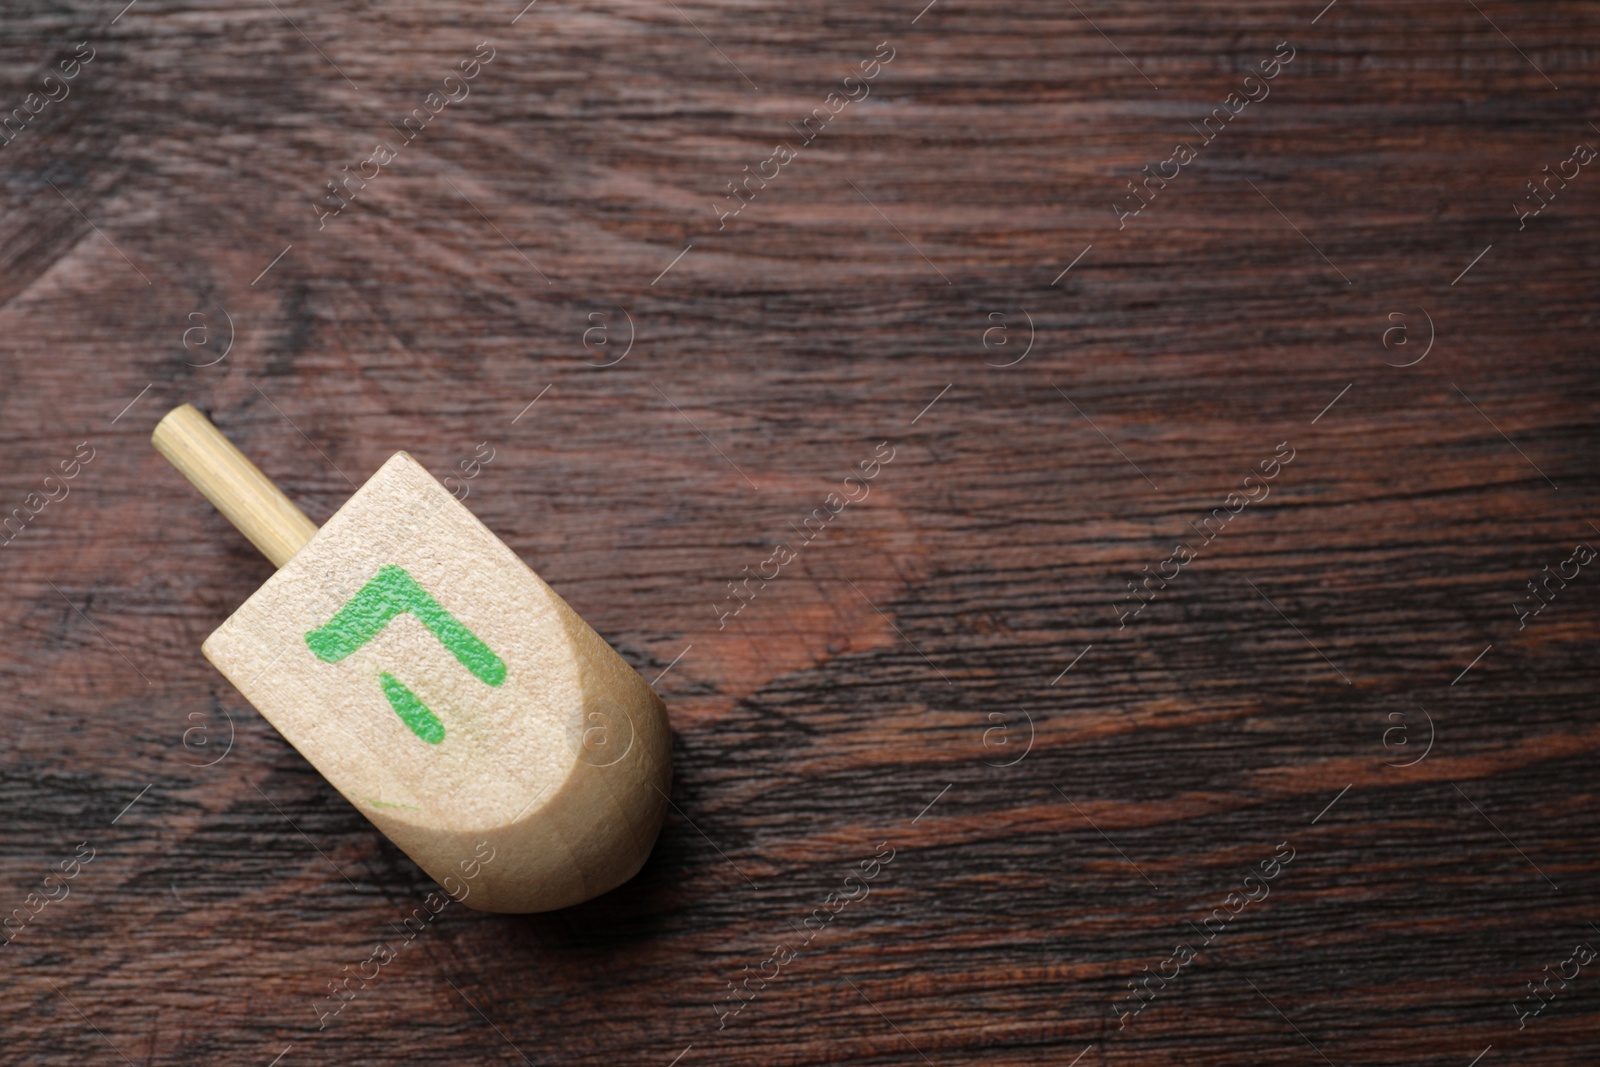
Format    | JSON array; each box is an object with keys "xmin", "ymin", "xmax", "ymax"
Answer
[{"xmin": 154, "ymin": 404, "xmax": 670, "ymax": 913}]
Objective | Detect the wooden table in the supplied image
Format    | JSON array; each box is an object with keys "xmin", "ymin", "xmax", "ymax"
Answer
[{"xmin": 2, "ymin": 1, "xmax": 1597, "ymax": 1063}]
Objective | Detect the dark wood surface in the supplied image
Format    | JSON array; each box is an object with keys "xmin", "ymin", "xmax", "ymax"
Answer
[{"xmin": 3, "ymin": 0, "xmax": 1599, "ymax": 1063}]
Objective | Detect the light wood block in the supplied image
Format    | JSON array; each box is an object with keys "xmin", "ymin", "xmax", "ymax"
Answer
[{"xmin": 159, "ymin": 415, "xmax": 668, "ymax": 913}]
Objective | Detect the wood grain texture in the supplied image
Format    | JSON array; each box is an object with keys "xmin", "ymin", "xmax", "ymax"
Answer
[{"xmin": 1, "ymin": 0, "xmax": 1598, "ymax": 1063}]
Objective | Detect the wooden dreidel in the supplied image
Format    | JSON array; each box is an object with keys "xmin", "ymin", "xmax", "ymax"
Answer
[{"xmin": 152, "ymin": 404, "xmax": 670, "ymax": 913}]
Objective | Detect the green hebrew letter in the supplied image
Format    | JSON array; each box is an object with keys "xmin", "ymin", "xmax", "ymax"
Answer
[{"xmin": 305, "ymin": 565, "xmax": 506, "ymax": 744}]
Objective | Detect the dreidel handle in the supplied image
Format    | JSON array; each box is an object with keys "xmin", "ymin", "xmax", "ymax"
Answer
[{"xmin": 152, "ymin": 404, "xmax": 320, "ymax": 567}]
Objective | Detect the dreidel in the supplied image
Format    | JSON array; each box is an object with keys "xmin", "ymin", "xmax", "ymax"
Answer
[{"xmin": 152, "ymin": 404, "xmax": 670, "ymax": 913}]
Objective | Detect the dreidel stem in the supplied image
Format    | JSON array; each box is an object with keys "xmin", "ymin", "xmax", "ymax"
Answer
[{"xmin": 152, "ymin": 404, "xmax": 320, "ymax": 567}]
